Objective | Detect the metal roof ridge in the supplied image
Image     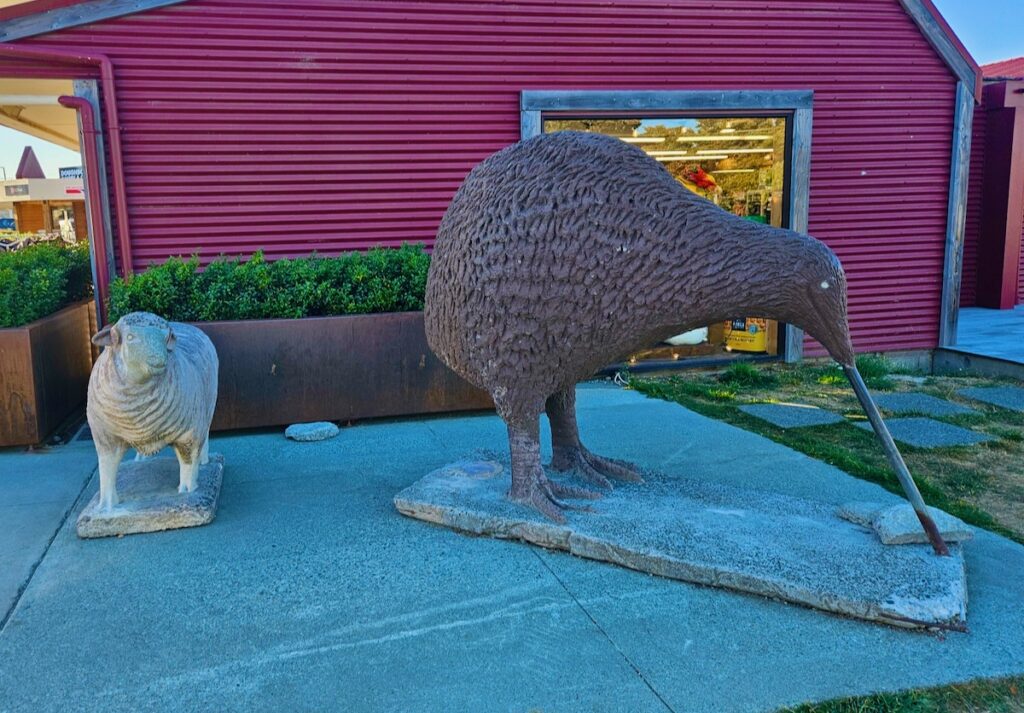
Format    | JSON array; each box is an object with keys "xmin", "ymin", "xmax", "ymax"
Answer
[{"xmin": 981, "ymin": 56, "xmax": 1024, "ymax": 81}]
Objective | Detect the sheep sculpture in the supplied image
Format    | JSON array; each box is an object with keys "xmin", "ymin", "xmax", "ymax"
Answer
[
  {"xmin": 425, "ymin": 130, "xmax": 949, "ymax": 555},
  {"xmin": 87, "ymin": 312, "xmax": 219, "ymax": 511}
]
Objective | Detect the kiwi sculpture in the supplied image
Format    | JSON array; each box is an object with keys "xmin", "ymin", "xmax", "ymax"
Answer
[{"xmin": 425, "ymin": 130, "xmax": 948, "ymax": 555}]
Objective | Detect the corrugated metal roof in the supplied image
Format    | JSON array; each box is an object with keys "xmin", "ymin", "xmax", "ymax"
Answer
[
  {"xmin": 983, "ymin": 57, "xmax": 1024, "ymax": 80},
  {"xmin": 2, "ymin": 0, "xmax": 964, "ymax": 355}
]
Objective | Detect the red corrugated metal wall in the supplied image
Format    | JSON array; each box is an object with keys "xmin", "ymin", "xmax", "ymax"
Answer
[
  {"xmin": 959, "ymin": 104, "xmax": 986, "ymax": 307},
  {"xmin": 1019, "ymin": 203, "xmax": 1024, "ymax": 304},
  {"xmin": 3, "ymin": 0, "xmax": 960, "ymax": 354},
  {"xmin": 961, "ymin": 99, "xmax": 1024, "ymax": 309}
]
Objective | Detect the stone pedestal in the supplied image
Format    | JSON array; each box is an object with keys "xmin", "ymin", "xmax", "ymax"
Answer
[
  {"xmin": 395, "ymin": 460, "xmax": 968, "ymax": 630},
  {"xmin": 77, "ymin": 453, "xmax": 224, "ymax": 538}
]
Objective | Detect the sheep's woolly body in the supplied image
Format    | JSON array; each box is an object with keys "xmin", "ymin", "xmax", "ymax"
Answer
[{"xmin": 88, "ymin": 317, "xmax": 218, "ymax": 457}]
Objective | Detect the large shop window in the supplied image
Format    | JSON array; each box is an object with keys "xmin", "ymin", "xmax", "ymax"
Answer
[{"xmin": 542, "ymin": 114, "xmax": 789, "ymax": 365}]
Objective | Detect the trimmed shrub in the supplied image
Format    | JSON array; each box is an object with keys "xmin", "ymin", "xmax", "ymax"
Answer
[
  {"xmin": 108, "ymin": 244, "xmax": 431, "ymax": 323},
  {"xmin": 0, "ymin": 242, "xmax": 92, "ymax": 328}
]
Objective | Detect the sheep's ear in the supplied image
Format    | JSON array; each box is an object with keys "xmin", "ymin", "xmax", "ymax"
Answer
[
  {"xmin": 92, "ymin": 324, "xmax": 118, "ymax": 347},
  {"xmin": 165, "ymin": 328, "xmax": 177, "ymax": 352}
]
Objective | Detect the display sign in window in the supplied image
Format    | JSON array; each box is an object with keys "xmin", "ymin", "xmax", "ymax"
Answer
[{"xmin": 543, "ymin": 116, "xmax": 789, "ymax": 364}]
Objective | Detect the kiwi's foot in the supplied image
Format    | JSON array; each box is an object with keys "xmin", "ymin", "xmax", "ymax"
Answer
[
  {"xmin": 551, "ymin": 446, "xmax": 644, "ymax": 487},
  {"xmin": 509, "ymin": 466, "xmax": 602, "ymax": 523}
]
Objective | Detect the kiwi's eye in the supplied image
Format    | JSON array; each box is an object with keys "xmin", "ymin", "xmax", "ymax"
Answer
[{"xmin": 820, "ymin": 280, "xmax": 831, "ymax": 290}]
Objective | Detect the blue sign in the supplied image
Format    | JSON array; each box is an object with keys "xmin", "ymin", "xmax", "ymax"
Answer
[
  {"xmin": 0, "ymin": 218, "xmax": 15, "ymax": 231},
  {"xmin": 59, "ymin": 166, "xmax": 84, "ymax": 179}
]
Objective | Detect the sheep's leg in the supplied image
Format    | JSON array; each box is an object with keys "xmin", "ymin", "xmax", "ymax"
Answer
[
  {"xmin": 506, "ymin": 415, "xmax": 602, "ymax": 524},
  {"xmin": 546, "ymin": 388, "xmax": 644, "ymax": 485},
  {"xmin": 174, "ymin": 442, "xmax": 201, "ymax": 494},
  {"xmin": 199, "ymin": 435, "xmax": 210, "ymax": 466},
  {"xmin": 96, "ymin": 442, "xmax": 126, "ymax": 511}
]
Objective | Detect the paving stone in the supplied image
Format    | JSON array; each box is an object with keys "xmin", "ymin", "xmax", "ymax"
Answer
[
  {"xmin": 285, "ymin": 421, "xmax": 340, "ymax": 441},
  {"xmin": 837, "ymin": 501, "xmax": 974, "ymax": 544},
  {"xmin": 836, "ymin": 501, "xmax": 883, "ymax": 527},
  {"xmin": 872, "ymin": 504, "xmax": 973, "ymax": 545},
  {"xmin": 395, "ymin": 461, "xmax": 967, "ymax": 629},
  {"xmin": 958, "ymin": 386, "xmax": 1024, "ymax": 413},
  {"xmin": 738, "ymin": 403, "xmax": 845, "ymax": 428},
  {"xmin": 854, "ymin": 417, "xmax": 994, "ymax": 448},
  {"xmin": 873, "ymin": 392, "xmax": 977, "ymax": 417},
  {"xmin": 891, "ymin": 375, "xmax": 928, "ymax": 386},
  {"xmin": 76, "ymin": 454, "xmax": 224, "ymax": 538}
]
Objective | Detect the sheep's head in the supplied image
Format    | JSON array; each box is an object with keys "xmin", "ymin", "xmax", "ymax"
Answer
[{"xmin": 93, "ymin": 312, "xmax": 176, "ymax": 384}]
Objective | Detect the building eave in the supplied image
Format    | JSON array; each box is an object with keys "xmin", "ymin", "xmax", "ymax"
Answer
[
  {"xmin": 0, "ymin": 0, "xmax": 985, "ymax": 101},
  {"xmin": 0, "ymin": 0, "xmax": 188, "ymax": 41},
  {"xmin": 898, "ymin": 0, "xmax": 982, "ymax": 101}
]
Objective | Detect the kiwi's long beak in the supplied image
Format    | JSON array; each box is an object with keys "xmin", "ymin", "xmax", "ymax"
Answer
[{"xmin": 843, "ymin": 365, "xmax": 949, "ymax": 556}]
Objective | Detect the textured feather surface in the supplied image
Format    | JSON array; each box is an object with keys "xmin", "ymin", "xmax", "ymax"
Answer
[{"xmin": 425, "ymin": 131, "xmax": 846, "ymax": 419}]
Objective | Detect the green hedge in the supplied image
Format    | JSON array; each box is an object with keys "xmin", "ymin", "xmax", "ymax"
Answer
[
  {"xmin": 0, "ymin": 243, "xmax": 93, "ymax": 328},
  {"xmin": 108, "ymin": 244, "xmax": 430, "ymax": 323}
]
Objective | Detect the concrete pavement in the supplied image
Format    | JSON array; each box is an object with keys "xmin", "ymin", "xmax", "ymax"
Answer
[
  {"xmin": 1, "ymin": 384, "xmax": 1022, "ymax": 712},
  {"xmin": 0, "ymin": 443, "xmax": 96, "ymax": 625}
]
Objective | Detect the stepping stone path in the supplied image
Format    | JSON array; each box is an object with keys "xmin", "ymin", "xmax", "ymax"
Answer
[
  {"xmin": 873, "ymin": 392, "xmax": 977, "ymax": 417},
  {"xmin": 891, "ymin": 375, "xmax": 928, "ymax": 386},
  {"xmin": 738, "ymin": 403, "xmax": 845, "ymax": 428},
  {"xmin": 958, "ymin": 386, "xmax": 1024, "ymax": 413},
  {"xmin": 854, "ymin": 417, "xmax": 994, "ymax": 448}
]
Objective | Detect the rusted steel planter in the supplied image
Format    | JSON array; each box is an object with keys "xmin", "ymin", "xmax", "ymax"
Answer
[
  {"xmin": 0, "ymin": 300, "xmax": 97, "ymax": 447},
  {"xmin": 194, "ymin": 312, "xmax": 492, "ymax": 431}
]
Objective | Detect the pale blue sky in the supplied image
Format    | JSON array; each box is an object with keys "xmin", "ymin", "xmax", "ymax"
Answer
[
  {"xmin": 932, "ymin": 0, "xmax": 1021, "ymax": 65},
  {"xmin": 0, "ymin": 129, "xmax": 79, "ymax": 180},
  {"xmin": 0, "ymin": 0, "xmax": 1020, "ymax": 180}
]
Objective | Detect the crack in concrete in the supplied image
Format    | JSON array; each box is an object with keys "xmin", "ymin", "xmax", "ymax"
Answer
[
  {"xmin": 532, "ymin": 549, "xmax": 677, "ymax": 713},
  {"xmin": 92, "ymin": 587, "xmax": 581, "ymax": 701},
  {"xmin": 0, "ymin": 465, "xmax": 96, "ymax": 633}
]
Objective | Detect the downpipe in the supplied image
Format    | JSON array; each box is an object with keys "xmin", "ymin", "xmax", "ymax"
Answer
[
  {"xmin": 58, "ymin": 95, "xmax": 111, "ymax": 323},
  {"xmin": 843, "ymin": 364, "xmax": 950, "ymax": 556},
  {"xmin": 0, "ymin": 43, "xmax": 133, "ymax": 276}
]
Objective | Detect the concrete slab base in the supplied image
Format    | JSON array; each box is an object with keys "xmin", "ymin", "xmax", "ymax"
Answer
[
  {"xmin": 76, "ymin": 454, "xmax": 224, "ymax": 539},
  {"xmin": 395, "ymin": 460, "xmax": 967, "ymax": 630}
]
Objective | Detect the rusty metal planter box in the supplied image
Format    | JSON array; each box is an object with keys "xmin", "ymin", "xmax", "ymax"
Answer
[
  {"xmin": 194, "ymin": 312, "xmax": 492, "ymax": 431},
  {"xmin": 0, "ymin": 300, "xmax": 97, "ymax": 447}
]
